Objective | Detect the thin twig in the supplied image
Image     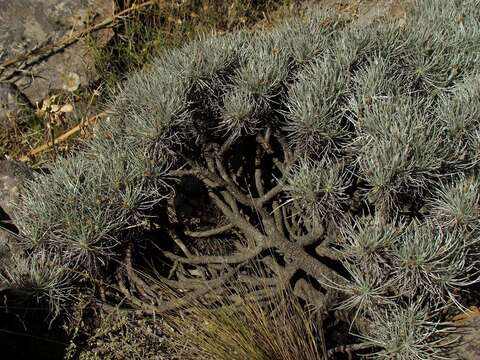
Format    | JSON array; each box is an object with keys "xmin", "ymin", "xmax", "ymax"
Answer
[
  {"xmin": 327, "ymin": 342, "xmax": 374, "ymax": 359},
  {"xmin": 184, "ymin": 223, "xmax": 234, "ymax": 238},
  {"xmin": 19, "ymin": 112, "xmax": 107, "ymax": 161}
]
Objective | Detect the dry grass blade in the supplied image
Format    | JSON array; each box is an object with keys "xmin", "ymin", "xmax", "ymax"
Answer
[
  {"xmin": 163, "ymin": 271, "xmax": 324, "ymax": 360},
  {"xmin": 18, "ymin": 112, "xmax": 107, "ymax": 162}
]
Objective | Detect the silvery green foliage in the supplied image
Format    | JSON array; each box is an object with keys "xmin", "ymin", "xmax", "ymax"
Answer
[
  {"xmin": 352, "ymin": 96, "xmax": 447, "ymax": 211},
  {"xmin": 331, "ymin": 260, "xmax": 396, "ymax": 321},
  {"xmin": 339, "ymin": 214, "xmax": 398, "ymax": 278},
  {"xmin": 7, "ymin": 0, "xmax": 480, "ymax": 355},
  {"xmin": 104, "ymin": 67, "xmax": 190, "ymax": 161},
  {"xmin": 391, "ymin": 221, "xmax": 479, "ymax": 304},
  {"xmin": 401, "ymin": 0, "xmax": 480, "ymax": 94},
  {"xmin": 233, "ymin": 33, "xmax": 289, "ymax": 101},
  {"xmin": 428, "ymin": 177, "xmax": 480, "ymax": 230},
  {"xmin": 347, "ymin": 56, "xmax": 406, "ymax": 117},
  {"xmin": 284, "ymin": 54, "xmax": 349, "ymax": 157},
  {"xmin": 0, "ymin": 249, "xmax": 76, "ymax": 315},
  {"xmin": 284, "ymin": 158, "xmax": 350, "ymax": 225},
  {"xmin": 159, "ymin": 34, "xmax": 242, "ymax": 90},
  {"xmin": 360, "ymin": 301, "xmax": 451, "ymax": 360},
  {"xmin": 436, "ymin": 74, "xmax": 480, "ymax": 167},
  {"xmin": 338, "ymin": 216, "xmax": 479, "ymax": 308},
  {"xmin": 272, "ymin": 10, "xmax": 342, "ymax": 66},
  {"xmin": 220, "ymin": 88, "xmax": 261, "ymax": 137}
]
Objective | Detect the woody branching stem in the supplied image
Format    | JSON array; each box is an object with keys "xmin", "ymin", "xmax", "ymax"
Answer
[{"xmin": 117, "ymin": 131, "xmax": 347, "ymax": 313}]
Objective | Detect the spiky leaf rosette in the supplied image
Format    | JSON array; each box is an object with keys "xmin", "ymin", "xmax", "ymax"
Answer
[
  {"xmin": 436, "ymin": 74, "xmax": 480, "ymax": 168},
  {"xmin": 359, "ymin": 301, "xmax": 453, "ymax": 360},
  {"xmin": 391, "ymin": 221, "xmax": 480, "ymax": 305},
  {"xmin": 284, "ymin": 158, "xmax": 350, "ymax": 227},
  {"xmin": 338, "ymin": 214, "xmax": 399, "ymax": 278},
  {"xmin": 0, "ymin": 249, "xmax": 76, "ymax": 316},
  {"xmin": 284, "ymin": 54, "xmax": 349, "ymax": 157},
  {"xmin": 428, "ymin": 177, "xmax": 480, "ymax": 230}
]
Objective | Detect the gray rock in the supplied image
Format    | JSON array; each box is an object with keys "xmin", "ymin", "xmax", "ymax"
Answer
[
  {"xmin": 0, "ymin": 82, "xmax": 33, "ymax": 130},
  {"xmin": 447, "ymin": 311, "xmax": 480, "ymax": 360},
  {"xmin": 0, "ymin": 226, "xmax": 18, "ymax": 268},
  {"xmin": 0, "ymin": 0, "xmax": 114, "ymax": 104},
  {"xmin": 0, "ymin": 159, "xmax": 33, "ymax": 220},
  {"xmin": 0, "ymin": 159, "xmax": 32, "ymax": 263}
]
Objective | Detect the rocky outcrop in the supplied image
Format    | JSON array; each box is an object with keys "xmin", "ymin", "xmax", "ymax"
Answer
[
  {"xmin": 0, "ymin": 82, "xmax": 33, "ymax": 131},
  {"xmin": 0, "ymin": 0, "xmax": 114, "ymax": 113},
  {"xmin": 448, "ymin": 309, "xmax": 480, "ymax": 359},
  {"xmin": 0, "ymin": 160, "xmax": 34, "ymax": 219},
  {"xmin": 0, "ymin": 159, "xmax": 33, "ymax": 261}
]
